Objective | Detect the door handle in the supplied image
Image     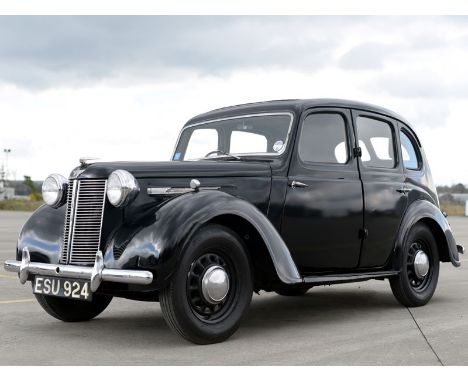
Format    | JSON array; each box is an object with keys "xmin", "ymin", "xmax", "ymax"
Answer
[
  {"xmin": 396, "ymin": 186, "xmax": 412, "ymax": 195},
  {"xmin": 289, "ymin": 180, "xmax": 309, "ymax": 189}
]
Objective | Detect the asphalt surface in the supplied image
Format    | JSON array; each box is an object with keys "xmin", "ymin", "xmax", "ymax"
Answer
[{"xmin": 1, "ymin": 210, "xmax": 467, "ymax": 365}]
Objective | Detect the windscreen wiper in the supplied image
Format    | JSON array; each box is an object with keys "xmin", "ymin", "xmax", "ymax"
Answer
[{"xmin": 204, "ymin": 150, "xmax": 242, "ymax": 161}]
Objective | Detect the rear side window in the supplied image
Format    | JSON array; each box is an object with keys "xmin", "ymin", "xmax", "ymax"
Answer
[
  {"xmin": 356, "ymin": 116, "xmax": 395, "ymax": 168},
  {"xmin": 298, "ymin": 113, "xmax": 349, "ymax": 164},
  {"xmin": 400, "ymin": 130, "xmax": 420, "ymax": 170}
]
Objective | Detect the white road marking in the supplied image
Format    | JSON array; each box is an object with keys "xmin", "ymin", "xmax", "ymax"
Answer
[
  {"xmin": 0, "ymin": 274, "xmax": 17, "ymax": 280},
  {"xmin": 0, "ymin": 298, "xmax": 34, "ymax": 305}
]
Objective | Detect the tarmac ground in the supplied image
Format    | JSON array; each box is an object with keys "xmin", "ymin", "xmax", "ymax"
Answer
[{"xmin": 1, "ymin": 210, "xmax": 467, "ymax": 365}]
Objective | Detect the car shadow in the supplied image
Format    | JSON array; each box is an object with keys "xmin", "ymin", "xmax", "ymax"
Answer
[
  {"xmin": 244, "ymin": 286, "xmax": 400, "ymax": 326},
  {"xmin": 33, "ymin": 286, "xmax": 426, "ymax": 347}
]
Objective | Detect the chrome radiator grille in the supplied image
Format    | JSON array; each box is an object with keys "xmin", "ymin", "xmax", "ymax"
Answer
[{"xmin": 61, "ymin": 179, "xmax": 107, "ymax": 265}]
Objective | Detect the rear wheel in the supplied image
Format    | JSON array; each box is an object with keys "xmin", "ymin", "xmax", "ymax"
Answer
[
  {"xmin": 160, "ymin": 224, "xmax": 253, "ymax": 344},
  {"xmin": 390, "ymin": 222, "xmax": 439, "ymax": 307},
  {"xmin": 35, "ymin": 293, "xmax": 113, "ymax": 322}
]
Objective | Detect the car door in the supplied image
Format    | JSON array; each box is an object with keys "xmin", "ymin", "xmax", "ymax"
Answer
[
  {"xmin": 281, "ymin": 108, "xmax": 363, "ymax": 271},
  {"xmin": 351, "ymin": 110, "xmax": 408, "ymax": 268}
]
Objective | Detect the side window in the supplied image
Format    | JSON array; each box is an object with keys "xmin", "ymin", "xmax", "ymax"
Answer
[
  {"xmin": 356, "ymin": 116, "xmax": 395, "ymax": 168},
  {"xmin": 298, "ymin": 113, "xmax": 349, "ymax": 164},
  {"xmin": 185, "ymin": 128, "xmax": 218, "ymax": 159},
  {"xmin": 400, "ymin": 130, "xmax": 420, "ymax": 170}
]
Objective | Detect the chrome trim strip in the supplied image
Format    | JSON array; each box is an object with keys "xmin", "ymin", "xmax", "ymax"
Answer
[
  {"xmin": 96, "ymin": 181, "xmax": 107, "ymax": 255},
  {"xmin": 171, "ymin": 112, "xmax": 295, "ymax": 160},
  {"xmin": 302, "ymin": 271, "xmax": 399, "ymax": 284},
  {"xmin": 147, "ymin": 187, "xmax": 192, "ymax": 195},
  {"xmin": 4, "ymin": 248, "xmax": 153, "ymax": 292},
  {"xmin": 147, "ymin": 186, "xmax": 220, "ymax": 195},
  {"xmin": 67, "ymin": 179, "xmax": 79, "ymax": 264},
  {"xmin": 62, "ymin": 179, "xmax": 78, "ymax": 264}
]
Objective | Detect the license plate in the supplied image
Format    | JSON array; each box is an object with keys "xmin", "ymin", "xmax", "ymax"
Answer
[{"xmin": 33, "ymin": 276, "xmax": 92, "ymax": 301}]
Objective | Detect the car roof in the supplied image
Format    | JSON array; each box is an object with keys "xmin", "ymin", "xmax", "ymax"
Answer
[{"xmin": 185, "ymin": 98, "xmax": 412, "ymax": 128}]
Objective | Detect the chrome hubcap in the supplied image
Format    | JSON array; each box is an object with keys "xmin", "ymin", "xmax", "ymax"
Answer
[
  {"xmin": 414, "ymin": 250, "xmax": 429, "ymax": 279},
  {"xmin": 201, "ymin": 265, "xmax": 230, "ymax": 304}
]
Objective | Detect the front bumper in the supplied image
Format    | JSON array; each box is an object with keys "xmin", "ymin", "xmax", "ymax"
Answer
[{"xmin": 4, "ymin": 247, "xmax": 153, "ymax": 292}]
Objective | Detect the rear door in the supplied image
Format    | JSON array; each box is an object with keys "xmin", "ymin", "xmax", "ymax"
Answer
[
  {"xmin": 351, "ymin": 110, "xmax": 408, "ymax": 268},
  {"xmin": 281, "ymin": 108, "xmax": 363, "ymax": 271}
]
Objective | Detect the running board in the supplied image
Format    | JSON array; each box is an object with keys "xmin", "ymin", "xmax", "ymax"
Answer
[{"xmin": 302, "ymin": 270, "xmax": 399, "ymax": 285}]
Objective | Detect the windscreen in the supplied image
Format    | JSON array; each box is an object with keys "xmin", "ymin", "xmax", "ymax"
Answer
[{"xmin": 173, "ymin": 114, "xmax": 292, "ymax": 160}]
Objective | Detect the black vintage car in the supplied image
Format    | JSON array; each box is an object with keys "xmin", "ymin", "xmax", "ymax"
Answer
[{"xmin": 4, "ymin": 99, "xmax": 464, "ymax": 344}]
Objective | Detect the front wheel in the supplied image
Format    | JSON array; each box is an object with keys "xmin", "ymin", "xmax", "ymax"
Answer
[
  {"xmin": 35, "ymin": 293, "xmax": 113, "ymax": 322},
  {"xmin": 390, "ymin": 222, "xmax": 439, "ymax": 307},
  {"xmin": 160, "ymin": 224, "xmax": 253, "ymax": 344}
]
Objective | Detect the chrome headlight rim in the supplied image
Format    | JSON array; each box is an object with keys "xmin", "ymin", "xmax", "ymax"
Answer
[
  {"xmin": 106, "ymin": 169, "xmax": 139, "ymax": 207},
  {"xmin": 42, "ymin": 173, "xmax": 68, "ymax": 208}
]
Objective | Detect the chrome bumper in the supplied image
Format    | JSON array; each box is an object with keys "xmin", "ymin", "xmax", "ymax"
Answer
[{"xmin": 3, "ymin": 247, "xmax": 153, "ymax": 292}]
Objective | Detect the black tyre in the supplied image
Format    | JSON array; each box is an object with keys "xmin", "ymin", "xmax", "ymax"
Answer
[
  {"xmin": 35, "ymin": 293, "xmax": 113, "ymax": 322},
  {"xmin": 160, "ymin": 224, "xmax": 253, "ymax": 344},
  {"xmin": 390, "ymin": 222, "xmax": 439, "ymax": 307},
  {"xmin": 274, "ymin": 286, "xmax": 310, "ymax": 296}
]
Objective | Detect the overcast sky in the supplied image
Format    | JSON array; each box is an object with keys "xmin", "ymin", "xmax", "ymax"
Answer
[{"xmin": 0, "ymin": 16, "xmax": 467, "ymax": 184}]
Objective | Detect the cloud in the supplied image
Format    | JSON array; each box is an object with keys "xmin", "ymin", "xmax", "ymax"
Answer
[
  {"xmin": 0, "ymin": 16, "xmax": 344, "ymax": 90},
  {"xmin": 1, "ymin": 16, "xmax": 468, "ymax": 185},
  {"xmin": 1, "ymin": 16, "xmax": 466, "ymax": 96},
  {"xmin": 376, "ymin": 70, "xmax": 468, "ymax": 99},
  {"xmin": 339, "ymin": 42, "xmax": 395, "ymax": 70}
]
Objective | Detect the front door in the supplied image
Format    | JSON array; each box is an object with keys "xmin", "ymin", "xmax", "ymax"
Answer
[
  {"xmin": 281, "ymin": 108, "xmax": 363, "ymax": 272},
  {"xmin": 351, "ymin": 110, "xmax": 408, "ymax": 268}
]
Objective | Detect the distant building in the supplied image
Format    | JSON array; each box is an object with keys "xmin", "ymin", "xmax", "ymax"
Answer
[
  {"xmin": 0, "ymin": 184, "xmax": 15, "ymax": 200},
  {"xmin": 438, "ymin": 192, "xmax": 468, "ymax": 204},
  {"xmin": 451, "ymin": 193, "xmax": 468, "ymax": 203},
  {"xmin": 0, "ymin": 164, "xmax": 15, "ymax": 200},
  {"xmin": 0, "ymin": 170, "xmax": 17, "ymax": 200}
]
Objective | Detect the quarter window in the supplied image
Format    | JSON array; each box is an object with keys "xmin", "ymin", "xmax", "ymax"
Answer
[
  {"xmin": 356, "ymin": 116, "xmax": 395, "ymax": 168},
  {"xmin": 299, "ymin": 113, "xmax": 349, "ymax": 164},
  {"xmin": 400, "ymin": 130, "xmax": 420, "ymax": 170}
]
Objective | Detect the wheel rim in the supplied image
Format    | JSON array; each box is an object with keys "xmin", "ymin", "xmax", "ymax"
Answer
[
  {"xmin": 407, "ymin": 241, "xmax": 432, "ymax": 292},
  {"xmin": 201, "ymin": 265, "xmax": 230, "ymax": 304},
  {"xmin": 186, "ymin": 253, "xmax": 236, "ymax": 323}
]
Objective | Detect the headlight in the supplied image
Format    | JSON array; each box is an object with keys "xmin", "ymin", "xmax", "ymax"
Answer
[
  {"xmin": 42, "ymin": 174, "xmax": 67, "ymax": 208},
  {"xmin": 106, "ymin": 169, "xmax": 139, "ymax": 207}
]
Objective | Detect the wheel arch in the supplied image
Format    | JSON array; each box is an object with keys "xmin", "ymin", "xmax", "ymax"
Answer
[
  {"xmin": 393, "ymin": 199, "xmax": 460, "ymax": 268},
  {"xmin": 418, "ymin": 217, "xmax": 450, "ymax": 263},
  {"xmin": 16, "ymin": 204, "xmax": 65, "ymax": 264},
  {"xmin": 206, "ymin": 214, "xmax": 281, "ymax": 291},
  {"xmin": 117, "ymin": 191, "xmax": 302, "ymax": 289}
]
